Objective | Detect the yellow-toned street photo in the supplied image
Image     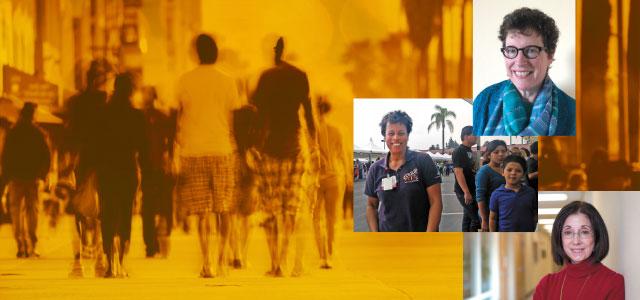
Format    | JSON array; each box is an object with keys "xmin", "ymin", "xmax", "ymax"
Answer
[{"xmin": 0, "ymin": 0, "xmax": 469, "ymax": 299}]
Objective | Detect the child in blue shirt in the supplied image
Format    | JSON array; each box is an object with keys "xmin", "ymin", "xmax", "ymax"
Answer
[{"xmin": 489, "ymin": 155, "xmax": 538, "ymax": 232}]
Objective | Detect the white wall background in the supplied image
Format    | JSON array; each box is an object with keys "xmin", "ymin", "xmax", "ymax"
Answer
[
  {"xmin": 589, "ymin": 192, "xmax": 640, "ymax": 299},
  {"xmin": 472, "ymin": 0, "xmax": 576, "ymax": 99}
]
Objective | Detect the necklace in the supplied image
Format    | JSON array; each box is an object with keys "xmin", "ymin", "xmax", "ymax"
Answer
[{"xmin": 559, "ymin": 272, "xmax": 591, "ymax": 300}]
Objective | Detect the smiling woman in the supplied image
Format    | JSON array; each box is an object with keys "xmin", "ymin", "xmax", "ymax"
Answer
[
  {"xmin": 473, "ymin": 7, "xmax": 576, "ymax": 136},
  {"xmin": 364, "ymin": 110, "xmax": 443, "ymax": 232},
  {"xmin": 533, "ymin": 201, "xmax": 625, "ymax": 300}
]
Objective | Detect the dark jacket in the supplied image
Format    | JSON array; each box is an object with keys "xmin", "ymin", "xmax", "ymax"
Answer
[
  {"xmin": 63, "ymin": 89, "xmax": 108, "ymax": 180},
  {"xmin": 95, "ymin": 100, "xmax": 150, "ymax": 184},
  {"xmin": 1, "ymin": 121, "xmax": 51, "ymax": 181}
]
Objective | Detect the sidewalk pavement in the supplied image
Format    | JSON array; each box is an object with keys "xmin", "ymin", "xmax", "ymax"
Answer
[{"xmin": 0, "ymin": 214, "xmax": 462, "ymax": 299}]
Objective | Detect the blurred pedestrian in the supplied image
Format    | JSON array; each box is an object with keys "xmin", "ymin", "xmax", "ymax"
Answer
[
  {"xmin": 175, "ymin": 34, "xmax": 241, "ymax": 277},
  {"xmin": 141, "ymin": 86, "xmax": 176, "ymax": 258},
  {"xmin": 95, "ymin": 73, "xmax": 150, "ymax": 277},
  {"xmin": 229, "ymin": 104, "xmax": 260, "ymax": 269},
  {"xmin": 313, "ymin": 97, "xmax": 349, "ymax": 268},
  {"xmin": 63, "ymin": 59, "xmax": 112, "ymax": 271},
  {"xmin": 250, "ymin": 37, "xmax": 318, "ymax": 276},
  {"xmin": 1, "ymin": 102, "xmax": 51, "ymax": 258}
]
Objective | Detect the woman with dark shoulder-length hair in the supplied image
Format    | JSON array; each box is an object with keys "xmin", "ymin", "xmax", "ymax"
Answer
[
  {"xmin": 475, "ymin": 140, "xmax": 507, "ymax": 231},
  {"xmin": 473, "ymin": 7, "xmax": 576, "ymax": 136},
  {"xmin": 534, "ymin": 201, "xmax": 624, "ymax": 299},
  {"xmin": 364, "ymin": 110, "xmax": 442, "ymax": 232},
  {"xmin": 95, "ymin": 72, "xmax": 150, "ymax": 277}
]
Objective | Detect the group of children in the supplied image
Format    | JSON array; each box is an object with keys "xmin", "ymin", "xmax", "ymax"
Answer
[{"xmin": 454, "ymin": 129, "xmax": 538, "ymax": 233}]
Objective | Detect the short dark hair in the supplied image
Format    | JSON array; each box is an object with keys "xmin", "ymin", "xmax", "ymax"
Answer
[
  {"xmin": 195, "ymin": 34, "xmax": 218, "ymax": 64},
  {"xmin": 19, "ymin": 102, "xmax": 37, "ymax": 123},
  {"xmin": 86, "ymin": 58, "xmax": 112, "ymax": 88},
  {"xmin": 551, "ymin": 201, "xmax": 609, "ymax": 265},
  {"xmin": 503, "ymin": 154, "xmax": 527, "ymax": 172},
  {"xmin": 317, "ymin": 97, "xmax": 331, "ymax": 116},
  {"xmin": 379, "ymin": 110, "xmax": 412, "ymax": 136},
  {"xmin": 530, "ymin": 141, "xmax": 538, "ymax": 154},
  {"xmin": 113, "ymin": 72, "xmax": 135, "ymax": 99},
  {"xmin": 487, "ymin": 140, "xmax": 507, "ymax": 155},
  {"xmin": 460, "ymin": 125, "xmax": 473, "ymax": 140},
  {"xmin": 499, "ymin": 7, "xmax": 560, "ymax": 56}
]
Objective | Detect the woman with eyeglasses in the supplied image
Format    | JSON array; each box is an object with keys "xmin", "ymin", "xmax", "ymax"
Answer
[
  {"xmin": 473, "ymin": 7, "xmax": 576, "ymax": 136},
  {"xmin": 533, "ymin": 201, "xmax": 624, "ymax": 300}
]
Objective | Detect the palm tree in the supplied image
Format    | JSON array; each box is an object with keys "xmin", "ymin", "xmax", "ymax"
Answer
[
  {"xmin": 402, "ymin": 0, "xmax": 443, "ymax": 97},
  {"xmin": 428, "ymin": 105, "xmax": 456, "ymax": 154}
]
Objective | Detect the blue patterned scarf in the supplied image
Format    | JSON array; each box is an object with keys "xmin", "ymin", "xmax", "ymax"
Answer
[{"xmin": 482, "ymin": 77, "xmax": 559, "ymax": 136}]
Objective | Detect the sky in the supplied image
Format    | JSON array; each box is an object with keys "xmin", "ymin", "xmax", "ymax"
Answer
[
  {"xmin": 201, "ymin": 0, "xmax": 406, "ymax": 106},
  {"xmin": 353, "ymin": 98, "xmax": 532, "ymax": 152},
  {"xmin": 353, "ymin": 99, "xmax": 473, "ymax": 151}
]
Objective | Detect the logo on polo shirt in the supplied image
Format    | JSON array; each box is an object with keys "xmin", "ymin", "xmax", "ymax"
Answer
[{"xmin": 403, "ymin": 168, "xmax": 419, "ymax": 183}]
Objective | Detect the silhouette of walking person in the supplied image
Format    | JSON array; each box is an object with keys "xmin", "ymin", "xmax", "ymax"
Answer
[
  {"xmin": 251, "ymin": 37, "xmax": 318, "ymax": 276},
  {"xmin": 313, "ymin": 97, "xmax": 348, "ymax": 269},
  {"xmin": 95, "ymin": 72, "xmax": 150, "ymax": 278},
  {"xmin": 63, "ymin": 59, "xmax": 112, "ymax": 274},
  {"xmin": 174, "ymin": 34, "xmax": 241, "ymax": 277},
  {"xmin": 1, "ymin": 102, "xmax": 50, "ymax": 258},
  {"xmin": 141, "ymin": 86, "xmax": 176, "ymax": 258}
]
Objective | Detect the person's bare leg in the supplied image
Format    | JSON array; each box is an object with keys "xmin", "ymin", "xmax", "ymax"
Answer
[
  {"xmin": 69, "ymin": 215, "xmax": 84, "ymax": 277},
  {"xmin": 229, "ymin": 213, "xmax": 241, "ymax": 267},
  {"xmin": 102, "ymin": 234, "xmax": 114, "ymax": 278},
  {"xmin": 198, "ymin": 214, "xmax": 212, "ymax": 277},
  {"xmin": 230, "ymin": 213, "xmax": 250, "ymax": 268},
  {"xmin": 94, "ymin": 219, "xmax": 107, "ymax": 276},
  {"xmin": 293, "ymin": 203, "xmax": 312, "ymax": 276},
  {"xmin": 240, "ymin": 215, "xmax": 251, "ymax": 267},
  {"xmin": 278, "ymin": 213, "xmax": 297, "ymax": 276},
  {"xmin": 325, "ymin": 180, "xmax": 343, "ymax": 266},
  {"xmin": 215, "ymin": 212, "xmax": 230, "ymax": 276},
  {"xmin": 313, "ymin": 191, "xmax": 327, "ymax": 266},
  {"xmin": 263, "ymin": 215, "xmax": 279, "ymax": 275},
  {"xmin": 157, "ymin": 216, "xmax": 169, "ymax": 258},
  {"xmin": 117, "ymin": 236, "xmax": 130, "ymax": 278}
]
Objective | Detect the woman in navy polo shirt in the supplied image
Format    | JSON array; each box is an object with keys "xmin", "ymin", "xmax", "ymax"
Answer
[{"xmin": 364, "ymin": 111, "xmax": 443, "ymax": 232}]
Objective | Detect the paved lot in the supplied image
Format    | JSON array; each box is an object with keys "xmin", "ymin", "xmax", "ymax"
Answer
[{"xmin": 354, "ymin": 173, "xmax": 463, "ymax": 232}]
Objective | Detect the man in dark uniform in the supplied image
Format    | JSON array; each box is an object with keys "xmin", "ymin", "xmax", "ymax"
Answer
[
  {"xmin": 250, "ymin": 37, "xmax": 318, "ymax": 276},
  {"xmin": 452, "ymin": 126, "xmax": 479, "ymax": 232}
]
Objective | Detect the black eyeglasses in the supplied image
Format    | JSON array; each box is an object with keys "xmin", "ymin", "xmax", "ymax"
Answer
[{"xmin": 501, "ymin": 45, "xmax": 546, "ymax": 59}]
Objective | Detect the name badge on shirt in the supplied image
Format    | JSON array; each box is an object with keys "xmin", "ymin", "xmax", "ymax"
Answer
[{"xmin": 382, "ymin": 175, "xmax": 397, "ymax": 191}]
